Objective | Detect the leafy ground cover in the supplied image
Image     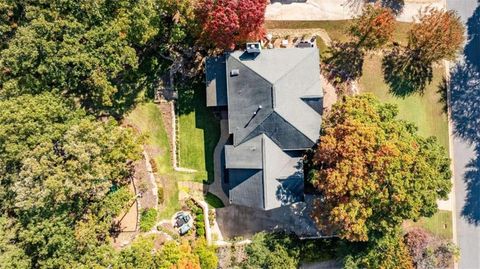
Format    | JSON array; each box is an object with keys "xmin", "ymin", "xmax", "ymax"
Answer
[
  {"xmin": 177, "ymin": 80, "xmax": 220, "ymax": 184},
  {"xmin": 205, "ymin": 192, "xmax": 225, "ymax": 208},
  {"xmin": 140, "ymin": 208, "xmax": 158, "ymax": 232}
]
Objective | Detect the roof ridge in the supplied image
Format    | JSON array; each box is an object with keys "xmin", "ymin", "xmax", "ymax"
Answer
[
  {"xmin": 272, "ymin": 111, "xmax": 316, "ymax": 146},
  {"xmin": 229, "ymin": 56, "xmax": 273, "ymax": 86},
  {"xmin": 272, "ymin": 48, "xmax": 317, "ymax": 86},
  {"xmin": 261, "ymin": 134, "xmax": 267, "ymax": 209}
]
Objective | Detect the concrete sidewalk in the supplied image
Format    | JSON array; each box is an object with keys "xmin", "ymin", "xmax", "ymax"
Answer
[{"xmin": 266, "ymin": 0, "xmax": 445, "ymax": 22}]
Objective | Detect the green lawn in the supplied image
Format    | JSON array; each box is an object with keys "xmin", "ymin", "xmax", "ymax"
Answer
[
  {"xmin": 126, "ymin": 102, "xmax": 207, "ymax": 219},
  {"xmin": 205, "ymin": 192, "xmax": 225, "ymax": 208},
  {"xmin": 177, "ymin": 80, "xmax": 220, "ymax": 184},
  {"xmin": 406, "ymin": 210, "xmax": 453, "ymax": 240},
  {"xmin": 359, "ymin": 54, "xmax": 449, "ymax": 150}
]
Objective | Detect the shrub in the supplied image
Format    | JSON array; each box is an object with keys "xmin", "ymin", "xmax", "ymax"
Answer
[
  {"xmin": 149, "ymin": 158, "xmax": 157, "ymax": 173},
  {"xmin": 139, "ymin": 208, "xmax": 158, "ymax": 232},
  {"xmin": 158, "ymin": 187, "xmax": 164, "ymax": 204}
]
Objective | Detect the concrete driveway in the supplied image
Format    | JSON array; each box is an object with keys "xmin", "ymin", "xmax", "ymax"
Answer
[
  {"xmin": 215, "ymin": 195, "xmax": 322, "ymax": 239},
  {"xmin": 266, "ymin": 0, "xmax": 445, "ymax": 22}
]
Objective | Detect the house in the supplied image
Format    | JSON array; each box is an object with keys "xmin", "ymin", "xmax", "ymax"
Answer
[{"xmin": 206, "ymin": 45, "xmax": 323, "ymax": 210}]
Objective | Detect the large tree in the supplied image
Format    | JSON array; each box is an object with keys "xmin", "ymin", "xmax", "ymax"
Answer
[
  {"xmin": 311, "ymin": 94, "xmax": 451, "ymax": 241},
  {"xmin": 344, "ymin": 231, "xmax": 414, "ymax": 269},
  {"xmin": 349, "ymin": 5, "xmax": 395, "ymax": 50},
  {"xmin": 382, "ymin": 9, "xmax": 464, "ymax": 95},
  {"xmin": 409, "ymin": 9, "xmax": 464, "ymax": 63},
  {"xmin": 196, "ymin": 0, "xmax": 267, "ymax": 49},
  {"xmin": 0, "ymin": 0, "xmax": 195, "ymax": 116},
  {"xmin": 0, "ymin": 93, "xmax": 140, "ymax": 267}
]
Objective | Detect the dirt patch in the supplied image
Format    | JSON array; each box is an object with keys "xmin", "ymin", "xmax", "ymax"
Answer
[
  {"xmin": 135, "ymin": 157, "xmax": 157, "ymax": 209},
  {"xmin": 158, "ymin": 102, "xmax": 175, "ymax": 165},
  {"xmin": 111, "ymin": 180, "xmax": 139, "ymax": 249}
]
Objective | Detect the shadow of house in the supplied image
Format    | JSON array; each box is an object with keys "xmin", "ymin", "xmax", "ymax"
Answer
[
  {"xmin": 449, "ymin": 3, "xmax": 480, "ymax": 225},
  {"xmin": 177, "ymin": 78, "xmax": 221, "ymax": 183}
]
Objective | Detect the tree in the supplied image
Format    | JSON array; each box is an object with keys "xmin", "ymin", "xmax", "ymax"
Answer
[
  {"xmin": 197, "ymin": 0, "xmax": 239, "ymax": 49},
  {"xmin": 0, "ymin": 93, "xmax": 140, "ymax": 267},
  {"xmin": 344, "ymin": 231, "xmax": 414, "ymax": 269},
  {"xmin": 409, "ymin": 9, "xmax": 464, "ymax": 63},
  {"xmin": 196, "ymin": 0, "xmax": 267, "ymax": 49},
  {"xmin": 244, "ymin": 232, "xmax": 299, "ymax": 269},
  {"xmin": 403, "ymin": 228, "xmax": 460, "ymax": 269},
  {"xmin": 349, "ymin": 5, "xmax": 395, "ymax": 50},
  {"xmin": 237, "ymin": 0, "xmax": 268, "ymax": 43},
  {"xmin": 0, "ymin": 0, "xmax": 195, "ymax": 116},
  {"xmin": 311, "ymin": 94, "xmax": 451, "ymax": 241},
  {"xmin": 382, "ymin": 9, "xmax": 464, "ymax": 95},
  {"xmin": 403, "ymin": 228, "xmax": 432, "ymax": 265}
]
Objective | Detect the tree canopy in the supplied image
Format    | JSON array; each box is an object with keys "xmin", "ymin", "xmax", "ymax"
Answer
[
  {"xmin": 311, "ymin": 94, "xmax": 451, "ymax": 241},
  {"xmin": 196, "ymin": 0, "xmax": 267, "ymax": 49},
  {"xmin": 383, "ymin": 9, "xmax": 464, "ymax": 95},
  {"xmin": 0, "ymin": 93, "xmax": 140, "ymax": 267},
  {"xmin": 0, "ymin": 0, "xmax": 195, "ymax": 116},
  {"xmin": 349, "ymin": 5, "xmax": 395, "ymax": 51}
]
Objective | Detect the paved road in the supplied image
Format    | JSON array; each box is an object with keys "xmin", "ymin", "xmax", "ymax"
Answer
[{"xmin": 446, "ymin": 1, "xmax": 480, "ymax": 268}]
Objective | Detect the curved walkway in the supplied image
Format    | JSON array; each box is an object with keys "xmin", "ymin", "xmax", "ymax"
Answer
[{"xmin": 208, "ymin": 118, "xmax": 230, "ymax": 205}]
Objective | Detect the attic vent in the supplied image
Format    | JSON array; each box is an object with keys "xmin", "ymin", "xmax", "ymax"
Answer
[
  {"xmin": 230, "ymin": 69, "xmax": 240, "ymax": 76},
  {"xmin": 246, "ymin": 42, "xmax": 261, "ymax": 54}
]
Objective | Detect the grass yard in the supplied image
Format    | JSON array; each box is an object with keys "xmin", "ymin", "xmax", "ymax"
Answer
[
  {"xmin": 205, "ymin": 192, "xmax": 225, "ymax": 208},
  {"xmin": 127, "ymin": 102, "xmax": 208, "ymax": 219},
  {"xmin": 177, "ymin": 80, "xmax": 220, "ymax": 184},
  {"xmin": 359, "ymin": 54, "xmax": 449, "ymax": 150},
  {"xmin": 405, "ymin": 210, "xmax": 453, "ymax": 240}
]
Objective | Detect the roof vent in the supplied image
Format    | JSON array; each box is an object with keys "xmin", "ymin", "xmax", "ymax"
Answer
[
  {"xmin": 230, "ymin": 69, "xmax": 240, "ymax": 76},
  {"xmin": 246, "ymin": 42, "xmax": 261, "ymax": 54}
]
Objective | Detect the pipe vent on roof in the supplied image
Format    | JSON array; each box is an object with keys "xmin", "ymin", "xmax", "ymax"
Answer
[{"xmin": 230, "ymin": 69, "xmax": 240, "ymax": 76}]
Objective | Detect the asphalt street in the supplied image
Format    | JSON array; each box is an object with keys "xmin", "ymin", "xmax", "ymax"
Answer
[{"xmin": 446, "ymin": 0, "xmax": 480, "ymax": 268}]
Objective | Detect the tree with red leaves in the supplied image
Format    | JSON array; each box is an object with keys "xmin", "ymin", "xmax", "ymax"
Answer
[
  {"xmin": 196, "ymin": 0, "xmax": 267, "ymax": 49},
  {"xmin": 237, "ymin": 0, "xmax": 267, "ymax": 43}
]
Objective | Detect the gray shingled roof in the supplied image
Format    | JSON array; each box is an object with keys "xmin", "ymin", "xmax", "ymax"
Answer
[
  {"xmin": 227, "ymin": 134, "xmax": 304, "ymax": 210},
  {"xmin": 206, "ymin": 48, "xmax": 322, "ymax": 210},
  {"xmin": 227, "ymin": 48, "xmax": 322, "ymax": 147},
  {"xmin": 206, "ymin": 56, "xmax": 227, "ymax": 107}
]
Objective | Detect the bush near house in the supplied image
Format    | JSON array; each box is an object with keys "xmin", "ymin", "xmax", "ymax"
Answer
[{"xmin": 140, "ymin": 208, "xmax": 158, "ymax": 232}]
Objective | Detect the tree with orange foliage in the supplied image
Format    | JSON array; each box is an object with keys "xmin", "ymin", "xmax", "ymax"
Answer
[
  {"xmin": 349, "ymin": 5, "xmax": 396, "ymax": 50},
  {"xmin": 383, "ymin": 9, "xmax": 464, "ymax": 95},
  {"xmin": 409, "ymin": 8, "xmax": 465, "ymax": 63},
  {"xmin": 311, "ymin": 94, "xmax": 451, "ymax": 242}
]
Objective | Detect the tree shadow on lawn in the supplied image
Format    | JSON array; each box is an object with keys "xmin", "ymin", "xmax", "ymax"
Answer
[
  {"xmin": 382, "ymin": 46, "xmax": 433, "ymax": 98},
  {"xmin": 177, "ymin": 78, "xmax": 220, "ymax": 184},
  {"xmin": 449, "ymin": 2, "xmax": 480, "ymax": 225}
]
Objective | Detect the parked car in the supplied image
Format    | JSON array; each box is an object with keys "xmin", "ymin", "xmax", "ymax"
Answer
[
  {"xmin": 174, "ymin": 212, "xmax": 191, "ymax": 228},
  {"xmin": 178, "ymin": 223, "xmax": 191, "ymax": 236}
]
